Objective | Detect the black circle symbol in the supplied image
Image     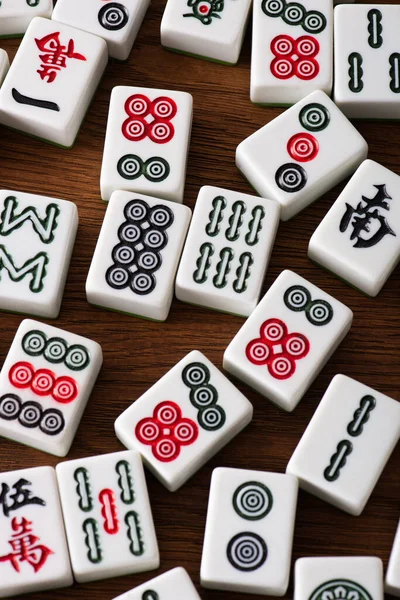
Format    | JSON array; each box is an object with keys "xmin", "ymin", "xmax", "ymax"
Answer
[
  {"xmin": 283, "ymin": 2, "xmax": 305, "ymax": 25},
  {"xmin": 0, "ymin": 394, "xmax": 22, "ymax": 420},
  {"xmin": 149, "ymin": 205, "xmax": 174, "ymax": 229},
  {"xmin": 118, "ymin": 222, "xmax": 142, "ymax": 244},
  {"xmin": 22, "ymin": 330, "xmax": 47, "ymax": 356},
  {"xmin": 309, "ymin": 581, "xmax": 373, "ymax": 600},
  {"xmin": 145, "ymin": 158, "xmax": 171, "ymax": 182},
  {"xmin": 275, "ymin": 163, "xmax": 307, "ymax": 193},
  {"xmin": 261, "ymin": 0, "xmax": 285, "ymax": 17},
  {"xmin": 106, "ymin": 265, "xmax": 130, "ymax": 289},
  {"xmin": 182, "ymin": 362, "xmax": 210, "ymax": 387},
  {"xmin": 307, "ymin": 299, "xmax": 333, "ymax": 326},
  {"xmin": 299, "ymin": 103, "xmax": 330, "ymax": 131},
  {"xmin": 142, "ymin": 592, "xmax": 159, "ymax": 600},
  {"xmin": 303, "ymin": 10, "xmax": 327, "ymax": 34},
  {"xmin": 65, "ymin": 345, "xmax": 90, "ymax": 371},
  {"xmin": 124, "ymin": 199, "xmax": 149, "ymax": 222},
  {"xmin": 40, "ymin": 409, "xmax": 65, "ymax": 436},
  {"xmin": 284, "ymin": 285, "xmax": 311, "ymax": 312},
  {"xmin": 130, "ymin": 272, "xmax": 156, "ymax": 295},
  {"xmin": 198, "ymin": 405, "xmax": 226, "ymax": 431},
  {"xmin": 117, "ymin": 155, "xmax": 142, "ymax": 180},
  {"xmin": 227, "ymin": 532, "xmax": 268, "ymax": 572},
  {"xmin": 18, "ymin": 402, "xmax": 43, "ymax": 428},
  {"xmin": 44, "ymin": 337, "xmax": 68, "ymax": 363},
  {"xmin": 143, "ymin": 229, "xmax": 167, "ymax": 250},
  {"xmin": 137, "ymin": 250, "xmax": 161, "ymax": 272},
  {"xmin": 112, "ymin": 243, "xmax": 136, "ymax": 266},
  {"xmin": 190, "ymin": 384, "xmax": 218, "ymax": 408},
  {"xmin": 233, "ymin": 482, "xmax": 273, "ymax": 520},
  {"xmin": 98, "ymin": 3, "xmax": 129, "ymax": 30}
]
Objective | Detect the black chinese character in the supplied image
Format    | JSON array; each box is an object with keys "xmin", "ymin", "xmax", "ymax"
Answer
[{"xmin": 0, "ymin": 478, "xmax": 46, "ymax": 517}]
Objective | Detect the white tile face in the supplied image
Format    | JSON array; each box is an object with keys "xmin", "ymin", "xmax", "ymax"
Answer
[
  {"xmin": 113, "ymin": 567, "xmax": 201, "ymax": 600},
  {"xmin": 309, "ymin": 160, "xmax": 400, "ymax": 297},
  {"xmin": 200, "ymin": 468, "xmax": 298, "ymax": 595},
  {"xmin": 115, "ymin": 351, "xmax": 253, "ymax": 492},
  {"xmin": 0, "ymin": 319, "xmax": 102, "ymax": 457},
  {"xmin": 0, "ymin": 49, "xmax": 9, "ymax": 85},
  {"xmin": 175, "ymin": 186, "xmax": 280, "ymax": 317},
  {"xmin": 386, "ymin": 521, "xmax": 400, "ymax": 596},
  {"xmin": 295, "ymin": 557, "xmax": 383, "ymax": 600},
  {"xmin": 287, "ymin": 375, "xmax": 400, "ymax": 515},
  {"xmin": 236, "ymin": 90, "xmax": 368, "ymax": 221},
  {"xmin": 100, "ymin": 86, "xmax": 193, "ymax": 202},
  {"xmin": 223, "ymin": 270, "xmax": 353, "ymax": 412},
  {"xmin": 0, "ymin": 0, "xmax": 53, "ymax": 37},
  {"xmin": 0, "ymin": 17, "xmax": 107, "ymax": 147},
  {"xmin": 160, "ymin": 0, "xmax": 252, "ymax": 64},
  {"xmin": 334, "ymin": 5, "xmax": 400, "ymax": 119},
  {"xmin": 0, "ymin": 190, "xmax": 78, "ymax": 317},
  {"xmin": 56, "ymin": 450, "xmax": 159, "ymax": 583},
  {"xmin": 86, "ymin": 191, "xmax": 191, "ymax": 321},
  {"xmin": 251, "ymin": 0, "xmax": 333, "ymax": 105},
  {"xmin": 0, "ymin": 466, "xmax": 72, "ymax": 598},
  {"xmin": 52, "ymin": 0, "xmax": 149, "ymax": 60}
]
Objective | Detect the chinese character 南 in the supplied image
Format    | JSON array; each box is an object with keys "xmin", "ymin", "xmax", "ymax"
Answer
[
  {"xmin": 339, "ymin": 184, "xmax": 396, "ymax": 248},
  {"xmin": 35, "ymin": 32, "xmax": 87, "ymax": 83},
  {"xmin": 0, "ymin": 517, "xmax": 53, "ymax": 573},
  {"xmin": 0, "ymin": 479, "xmax": 46, "ymax": 518}
]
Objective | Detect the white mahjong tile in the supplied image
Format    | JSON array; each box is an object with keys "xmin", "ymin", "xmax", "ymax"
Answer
[
  {"xmin": 200, "ymin": 468, "xmax": 298, "ymax": 595},
  {"xmin": 86, "ymin": 191, "xmax": 191, "ymax": 321},
  {"xmin": 236, "ymin": 90, "xmax": 368, "ymax": 220},
  {"xmin": 100, "ymin": 86, "xmax": 193, "ymax": 202},
  {"xmin": 386, "ymin": 521, "xmax": 400, "ymax": 596},
  {"xmin": 223, "ymin": 270, "xmax": 353, "ymax": 412},
  {"xmin": 309, "ymin": 160, "xmax": 400, "ymax": 297},
  {"xmin": 0, "ymin": 17, "xmax": 108, "ymax": 147},
  {"xmin": 295, "ymin": 557, "xmax": 383, "ymax": 600},
  {"xmin": 251, "ymin": 0, "xmax": 333, "ymax": 105},
  {"xmin": 160, "ymin": 0, "xmax": 252, "ymax": 65},
  {"xmin": 0, "ymin": 466, "xmax": 72, "ymax": 598},
  {"xmin": 112, "ymin": 567, "xmax": 201, "ymax": 600},
  {"xmin": 56, "ymin": 450, "xmax": 159, "ymax": 583},
  {"xmin": 175, "ymin": 186, "xmax": 280, "ymax": 317},
  {"xmin": 286, "ymin": 375, "xmax": 400, "ymax": 515},
  {"xmin": 334, "ymin": 5, "xmax": 400, "ymax": 119},
  {"xmin": 52, "ymin": 0, "xmax": 150, "ymax": 60},
  {"xmin": 0, "ymin": 319, "xmax": 102, "ymax": 457},
  {"xmin": 0, "ymin": 0, "xmax": 53, "ymax": 38},
  {"xmin": 0, "ymin": 49, "xmax": 9, "ymax": 86},
  {"xmin": 115, "ymin": 351, "xmax": 253, "ymax": 492},
  {"xmin": 0, "ymin": 189, "xmax": 78, "ymax": 318}
]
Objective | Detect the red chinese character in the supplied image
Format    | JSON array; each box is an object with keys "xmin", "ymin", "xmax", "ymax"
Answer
[
  {"xmin": 35, "ymin": 32, "xmax": 87, "ymax": 83},
  {"xmin": 0, "ymin": 517, "xmax": 53, "ymax": 573}
]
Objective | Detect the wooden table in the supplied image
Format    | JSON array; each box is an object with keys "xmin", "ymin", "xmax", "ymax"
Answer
[{"xmin": 0, "ymin": 1, "xmax": 399, "ymax": 599}]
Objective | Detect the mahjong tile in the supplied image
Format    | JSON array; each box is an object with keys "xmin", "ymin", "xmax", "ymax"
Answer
[
  {"xmin": 52, "ymin": 0, "xmax": 150, "ymax": 60},
  {"xmin": 309, "ymin": 160, "xmax": 400, "ymax": 297},
  {"xmin": 56, "ymin": 450, "xmax": 159, "ymax": 583},
  {"xmin": 236, "ymin": 90, "xmax": 368, "ymax": 220},
  {"xmin": 386, "ymin": 521, "xmax": 400, "ymax": 596},
  {"xmin": 175, "ymin": 186, "xmax": 280, "ymax": 317},
  {"xmin": 0, "ymin": 189, "xmax": 78, "ymax": 318},
  {"xmin": 223, "ymin": 270, "xmax": 353, "ymax": 412},
  {"xmin": 251, "ymin": 0, "xmax": 333, "ymax": 105},
  {"xmin": 0, "ymin": 17, "xmax": 108, "ymax": 147},
  {"xmin": 286, "ymin": 374, "xmax": 400, "ymax": 515},
  {"xmin": 115, "ymin": 351, "xmax": 253, "ymax": 492},
  {"xmin": 200, "ymin": 468, "xmax": 298, "ymax": 595},
  {"xmin": 160, "ymin": 0, "xmax": 252, "ymax": 65},
  {"xmin": 0, "ymin": 49, "xmax": 9, "ymax": 85},
  {"xmin": 112, "ymin": 567, "xmax": 201, "ymax": 600},
  {"xmin": 0, "ymin": 466, "xmax": 72, "ymax": 598},
  {"xmin": 0, "ymin": 319, "xmax": 102, "ymax": 457},
  {"xmin": 100, "ymin": 86, "xmax": 193, "ymax": 203},
  {"xmin": 86, "ymin": 191, "xmax": 191, "ymax": 321},
  {"xmin": 0, "ymin": 0, "xmax": 53, "ymax": 38}
]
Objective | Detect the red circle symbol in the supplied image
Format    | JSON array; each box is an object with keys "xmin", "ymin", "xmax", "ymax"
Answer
[
  {"xmin": 270, "ymin": 34, "xmax": 320, "ymax": 81},
  {"xmin": 9, "ymin": 362, "xmax": 34, "ymax": 388},
  {"xmin": 287, "ymin": 132, "xmax": 319, "ymax": 162},
  {"xmin": 52, "ymin": 376, "xmax": 78, "ymax": 403}
]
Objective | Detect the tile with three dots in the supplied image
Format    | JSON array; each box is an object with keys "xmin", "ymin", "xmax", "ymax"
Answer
[
  {"xmin": 0, "ymin": 0, "xmax": 53, "ymax": 38},
  {"xmin": 112, "ymin": 567, "xmax": 202, "ymax": 600}
]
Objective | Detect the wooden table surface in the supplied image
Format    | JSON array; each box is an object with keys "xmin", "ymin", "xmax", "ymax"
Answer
[{"xmin": 0, "ymin": 1, "xmax": 400, "ymax": 599}]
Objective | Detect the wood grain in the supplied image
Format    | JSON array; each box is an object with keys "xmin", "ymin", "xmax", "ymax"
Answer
[{"xmin": 0, "ymin": 1, "xmax": 400, "ymax": 599}]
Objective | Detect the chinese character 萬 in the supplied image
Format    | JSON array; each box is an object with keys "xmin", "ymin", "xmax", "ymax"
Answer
[
  {"xmin": 35, "ymin": 32, "xmax": 87, "ymax": 83},
  {"xmin": 0, "ymin": 517, "xmax": 53, "ymax": 573}
]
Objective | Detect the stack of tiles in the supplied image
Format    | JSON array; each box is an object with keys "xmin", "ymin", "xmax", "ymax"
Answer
[
  {"xmin": 115, "ymin": 350, "xmax": 253, "ymax": 491},
  {"xmin": 0, "ymin": 190, "xmax": 78, "ymax": 318},
  {"xmin": 86, "ymin": 190, "xmax": 191, "ymax": 321},
  {"xmin": 175, "ymin": 186, "xmax": 280, "ymax": 317},
  {"xmin": 160, "ymin": 0, "xmax": 252, "ymax": 65},
  {"xmin": 52, "ymin": 0, "xmax": 150, "ymax": 60},
  {"xmin": 224, "ymin": 270, "xmax": 353, "ymax": 412},
  {"xmin": 0, "ymin": 17, "xmax": 108, "ymax": 147},
  {"xmin": 56, "ymin": 450, "xmax": 159, "ymax": 582},
  {"xmin": 0, "ymin": 0, "xmax": 53, "ymax": 38},
  {"xmin": 287, "ymin": 375, "xmax": 400, "ymax": 515},
  {"xmin": 112, "ymin": 567, "xmax": 201, "ymax": 600},
  {"xmin": 0, "ymin": 319, "xmax": 102, "ymax": 456},
  {"xmin": 386, "ymin": 522, "xmax": 400, "ymax": 596},
  {"xmin": 0, "ymin": 49, "xmax": 9, "ymax": 85},
  {"xmin": 0, "ymin": 466, "xmax": 72, "ymax": 598},
  {"xmin": 236, "ymin": 90, "xmax": 368, "ymax": 220},
  {"xmin": 334, "ymin": 5, "xmax": 400, "ymax": 119},
  {"xmin": 251, "ymin": 0, "xmax": 333, "ymax": 105},
  {"xmin": 309, "ymin": 160, "xmax": 400, "ymax": 297},
  {"xmin": 100, "ymin": 86, "xmax": 193, "ymax": 202},
  {"xmin": 201, "ymin": 468, "xmax": 298, "ymax": 595}
]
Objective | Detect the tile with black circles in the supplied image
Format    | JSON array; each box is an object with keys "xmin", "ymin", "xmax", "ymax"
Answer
[
  {"xmin": 0, "ymin": 319, "xmax": 102, "ymax": 456},
  {"xmin": 86, "ymin": 190, "xmax": 191, "ymax": 321},
  {"xmin": 0, "ymin": 465, "xmax": 72, "ymax": 598},
  {"xmin": 115, "ymin": 351, "xmax": 253, "ymax": 491},
  {"xmin": 0, "ymin": 0, "xmax": 53, "ymax": 38},
  {"xmin": 200, "ymin": 467, "xmax": 298, "ymax": 595},
  {"xmin": 223, "ymin": 270, "xmax": 353, "ymax": 412},
  {"xmin": 112, "ymin": 567, "xmax": 201, "ymax": 600}
]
